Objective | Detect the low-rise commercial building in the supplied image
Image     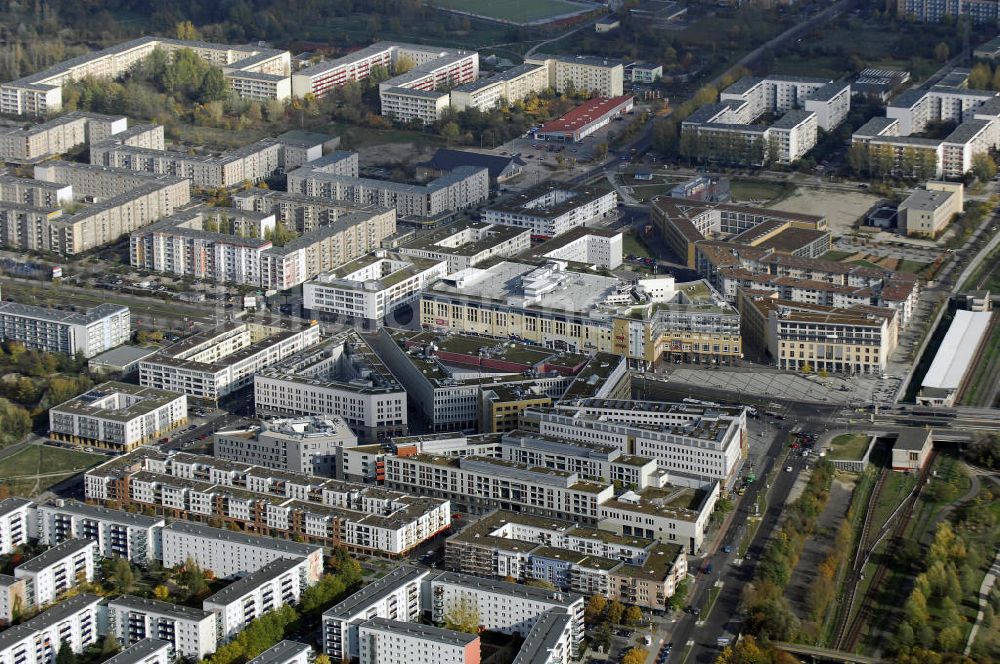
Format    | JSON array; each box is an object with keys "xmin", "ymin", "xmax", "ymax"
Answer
[
  {"xmin": 48, "ymin": 382, "xmax": 187, "ymax": 453},
  {"xmin": 482, "ymin": 183, "xmax": 617, "ymax": 238},
  {"xmin": 139, "ymin": 320, "xmax": 320, "ymax": 401},
  {"xmin": 304, "ymin": 252, "xmax": 448, "ymax": 327},
  {"xmin": 34, "ymin": 500, "xmax": 164, "ymax": 563},
  {"xmin": 357, "ymin": 619, "xmax": 479, "ymax": 664},
  {"xmin": 898, "ymin": 181, "xmax": 964, "ymax": 237},
  {"xmin": 214, "ymin": 417, "xmax": 358, "ymax": 477},
  {"xmin": 918, "ymin": 309, "xmax": 993, "ymax": 407},
  {"xmin": 890, "ymin": 429, "xmax": 933, "ymax": 472},
  {"xmin": 203, "ymin": 557, "xmax": 310, "ymax": 642},
  {"xmin": 254, "ymin": 332, "xmax": 408, "ymax": 442},
  {"xmin": 14, "ymin": 538, "xmax": 96, "ymax": 607},
  {"xmin": 105, "ymin": 596, "xmax": 217, "ymax": 661},
  {"xmin": 535, "ymin": 96, "xmax": 634, "ymax": 143},
  {"xmin": 88, "ymin": 346, "xmax": 160, "ymax": 379},
  {"xmin": 0, "ymin": 594, "xmax": 101, "ymax": 664},
  {"xmin": 0, "ymin": 302, "xmax": 129, "ymax": 358}
]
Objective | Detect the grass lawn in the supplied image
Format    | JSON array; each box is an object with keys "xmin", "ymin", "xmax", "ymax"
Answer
[
  {"xmin": 730, "ymin": 179, "xmax": 795, "ymax": 204},
  {"xmin": 427, "ymin": 0, "xmax": 590, "ymax": 22},
  {"xmin": 828, "ymin": 434, "xmax": 871, "ymax": 461},
  {"xmin": 623, "ymin": 230, "xmax": 655, "ymax": 259},
  {"xmin": 0, "ymin": 446, "xmax": 105, "ymax": 497},
  {"xmin": 820, "ymin": 250, "xmax": 853, "ymax": 262},
  {"xmin": 897, "ymin": 259, "xmax": 930, "ymax": 275},
  {"xmin": 846, "ymin": 258, "xmax": 885, "ymax": 270}
]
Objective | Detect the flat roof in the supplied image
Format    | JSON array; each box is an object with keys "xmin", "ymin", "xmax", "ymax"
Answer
[
  {"xmin": 360, "ymin": 618, "xmax": 478, "ymax": 645},
  {"xmin": 0, "ymin": 497, "xmax": 33, "ymax": 516},
  {"xmin": 101, "ymin": 639, "xmax": 171, "ymax": 664},
  {"xmin": 324, "ymin": 565, "xmax": 427, "ymax": 620},
  {"xmin": 162, "ymin": 521, "xmax": 321, "ymax": 558},
  {"xmin": 16, "ymin": 538, "xmax": 93, "ymax": 573},
  {"xmin": 922, "ymin": 309, "xmax": 993, "ymax": 390},
  {"xmin": 248, "ymin": 641, "xmax": 311, "ymax": 664},
  {"xmin": 108, "ymin": 595, "xmax": 213, "ymax": 621},
  {"xmin": 0, "ymin": 594, "xmax": 101, "ymax": 651},
  {"xmin": 88, "ymin": 345, "xmax": 159, "ymax": 368},
  {"xmin": 538, "ymin": 96, "xmax": 633, "ymax": 136},
  {"xmin": 0, "ymin": 301, "xmax": 127, "ymax": 326},
  {"xmin": 38, "ymin": 500, "xmax": 164, "ymax": 527},
  {"xmin": 512, "ymin": 609, "xmax": 571, "ymax": 664},
  {"xmin": 203, "ymin": 558, "xmax": 304, "ymax": 606},
  {"xmin": 432, "ymin": 570, "xmax": 581, "ymax": 605}
]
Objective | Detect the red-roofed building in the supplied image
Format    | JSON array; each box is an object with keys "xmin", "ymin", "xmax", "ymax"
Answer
[{"xmin": 536, "ymin": 95, "xmax": 634, "ymax": 142}]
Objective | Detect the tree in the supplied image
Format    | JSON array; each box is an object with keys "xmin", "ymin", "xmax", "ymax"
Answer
[
  {"xmin": 314, "ymin": 655, "xmax": 331, "ymax": 664},
  {"xmin": 934, "ymin": 42, "xmax": 950, "ymax": 62},
  {"xmin": 623, "ymin": 605, "xmax": 644, "ymax": 626},
  {"xmin": 524, "ymin": 578, "xmax": 556, "ymax": 590},
  {"xmin": 622, "ymin": 647, "xmax": 647, "ymax": 664},
  {"xmin": 585, "ymin": 594, "xmax": 608, "ymax": 624},
  {"xmin": 153, "ymin": 584, "xmax": 170, "ymax": 601},
  {"xmin": 55, "ymin": 641, "xmax": 75, "ymax": 664},
  {"xmin": 595, "ymin": 142, "xmax": 609, "ymax": 161},
  {"xmin": 101, "ymin": 634, "xmax": 121, "ymax": 657},
  {"xmin": 110, "ymin": 558, "xmax": 136, "ymax": 594},
  {"xmin": 606, "ymin": 599, "xmax": 625, "ymax": 625},
  {"xmin": 972, "ymin": 153, "xmax": 997, "ymax": 182},
  {"xmin": 440, "ymin": 121, "xmax": 460, "ymax": 143},
  {"xmin": 181, "ymin": 557, "xmax": 208, "ymax": 596},
  {"xmin": 394, "ymin": 55, "xmax": 416, "ymax": 75},
  {"xmin": 199, "ymin": 68, "xmax": 228, "ymax": 103},
  {"xmin": 443, "ymin": 596, "xmax": 480, "ymax": 634},
  {"xmin": 175, "ymin": 21, "xmax": 200, "ymax": 40}
]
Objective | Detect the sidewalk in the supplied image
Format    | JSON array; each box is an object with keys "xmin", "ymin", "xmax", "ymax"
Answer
[{"xmin": 965, "ymin": 551, "xmax": 1000, "ymax": 655}]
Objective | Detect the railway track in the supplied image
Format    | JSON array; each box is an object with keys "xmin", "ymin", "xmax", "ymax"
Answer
[{"xmin": 837, "ymin": 451, "xmax": 938, "ymax": 651}]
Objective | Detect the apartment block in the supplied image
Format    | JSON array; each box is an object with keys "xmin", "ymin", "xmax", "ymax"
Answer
[
  {"xmin": 0, "ymin": 303, "xmax": 129, "ymax": 358},
  {"xmin": 247, "ymin": 642, "xmax": 311, "ymax": 664},
  {"xmin": 84, "ymin": 449, "xmax": 451, "ymax": 557},
  {"xmin": 0, "ymin": 112, "xmax": 126, "ymax": 164},
  {"xmin": 14, "ymin": 538, "xmax": 96, "ymax": 607},
  {"xmin": 527, "ymin": 227, "xmax": 623, "ymax": 270},
  {"xmin": 214, "ymin": 417, "xmax": 358, "ymax": 477},
  {"xmin": 482, "ymin": 183, "xmax": 617, "ymax": 238},
  {"xmin": 0, "ymin": 594, "xmax": 101, "ymax": 664},
  {"xmin": 203, "ymin": 557, "xmax": 309, "ymax": 642},
  {"xmin": 357, "ymin": 619, "xmax": 479, "ymax": 664},
  {"xmin": 304, "ymin": 251, "xmax": 448, "ymax": 326},
  {"xmin": 34, "ymin": 500, "xmax": 164, "ymax": 563},
  {"xmin": 0, "ymin": 576, "xmax": 26, "ymax": 626},
  {"xmin": 897, "ymin": 0, "xmax": 1000, "ymax": 22},
  {"xmin": 428, "ymin": 572, "xmax": 584, "ymax": 657},
  {"xmin": 898, "ymin": 181, "xmax": 964, "ymax": 238},
  {"xmin": 288, "ymin": 165, "xmax": 489, "ymax": 221},
  {"xmin": 0, "ymin": 175, "xmax": 72, "ymax": 207},
  {"xmin": 511, "ymin": 609, "xmax": 575, "ymax": 664},
  {"xmin": 398, "ymin": 220, "xmax": 531, "ymax": 273},
  {"xmin": 253, "ymin": 331, "xmax": 408, "ymax": 443},
  {"xmin": 1, "ymin": 36, "xmax": 291, "ymax": 116},
  {"xmin": 100, "ymin": 639, "xmax": 171, "ymax": 664},
  {"xmin": 0, "ymin": 498, "xmax": 32, "ymax": 555},
  {"xmin": 105, "ymin": 596, "xmax": 217, "ymax": 660},
  {"xmin": 138, "ymin": 320, "xmax": 321, "ymax": 401},
  {"xmin": 233, "ymin": 187, "xmax": 385, "ymax": 234},
  {"xmin": 322, "ymin": 565, "xmax": 429, "ymax": 662},
  {"xmin": 525, "ymin": 54, "xmax": 624, "ymax": 97},
  {"xmin": 49, "ymin": 382, "xmax": 187, "ymax": 453},
  {"xmin": 446, "ymin": 511, "xmax": 688, "ymax": 610},
  {"xmin": 160, "ymin": 521, "xmax": 322, "ymax": 583},
  {"xmin": 450, "ymin": 63, "xmax": 549, "ymax": 112}
]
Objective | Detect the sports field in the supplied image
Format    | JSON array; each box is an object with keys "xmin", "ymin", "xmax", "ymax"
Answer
[{"xmin": 430, "ymin": 0, "xmax": 591, "ymax": 23}]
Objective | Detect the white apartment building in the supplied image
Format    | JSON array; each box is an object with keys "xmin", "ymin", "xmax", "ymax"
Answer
[
  {"xmin": 450, "ymin": 63, "xmax": 549, "ymax": 113},
  {"xmin": 525, "ymin": 54, "xmax": 624, "ymax": 97},
  {"xmin": 248, "ymin": 641, "xmax": 311, "ymax": 664},
  {"xmin": 527, "ymin": 399, "xmax": 746, "ymax": 490},
  {"xmin": 139, "ymin": 320, "xmax": 321, "ymax": 401},
  {"xmin": 288, "ymin": 166, "xmax": 489, "ymax": 220},
  {"xmin": 203, "ymin": 557, "xmax": 309, "ymax": 642},
  {"xmin": 534, "ymin": 227, "xmax": 623, "ymax": 269},
  {"xmin": 380, "ymin": 88, "xmax": 451, "ymax": 124},
  {"xmin": 160, "ymin": 521, "xmax": 323, "ymax": 583},
  {"xmin": 233, "ymin": 186, "xmax": 384, "ymax": 234},
  {"xmin": 1, "ymin": 37, "xmax": 290, "ymax": 115},
  {"xmin": 428, "ymin": 572, "xmax": 584, "ymax": 656},
  {"xmin": 304, "ymin": 252, "xmax": 448, "ymax": 326},
  {"xmin": 767, "ymin": 110, "xmax": 819, "ymax": 163},
  {"xmin": 35, "ymin": 500, "xmax": 164, "ymax": 563},
  {"xmin": 0, "ymin": 498, "xmax": 33, "ymax": 555},
  {"xmin": 322, "ymin": 566, "xmax": 430, "ymax": 662},
  {"xmin": 0, "ymin": 176, "xmax": 72, "ymax": 207},
  {"xmin": 48, "ymin": 382, "xmax": 187, "ymax": 453},
  {"xmin": 0, "ymin": 303, "xmax": 129, "ymax": 358},
  {"xmin": 100, "ymin": 639, "xmax": 172, "ymax": 664},
  {"xmin": 214, "ymin": 417, "xmax": 358, "ymax": 476},
  {"xmin": 14, "ymin": 538, "xmax": 97, "ymax": 607},
  {"xmin": 511, "ymin": 609, "xmax": 575, "ymax": 664},
  {"xmin": 0, "ymin": 112, "xmax": 126, "ymax": 163},
  {"xmin": 105, "ymin": 596, "xmax": 217, "ymax": 661},
  {"xmin": 357, "ymin": 618, "xmax": 479, "ymax": 664},
  {"xmin": 0, "ymin": 594, "xmax": 101, "ymax": 664},
  {"xmin": 0, "ymin": 576, "xmax": 25, "ymax": 626},
  {"xmin": 481, "ymin": 183, "xmax": 618, "ymax": 238},
  {"xmin": 253, "ymin": 332, "xmax": 408, "ymax": 443},
  {"xmin": 398, "ymin": 221, "xmax": 532, "ymax": 273}
]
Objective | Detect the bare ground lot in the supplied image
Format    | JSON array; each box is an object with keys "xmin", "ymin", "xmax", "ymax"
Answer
[
  {"xmin": 769, "ymin": 188, "xmax": 882, "ymax": 237},
  {"xmin": 785, "ymin": 474, "xmax": 857, "ymax": 622}
]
